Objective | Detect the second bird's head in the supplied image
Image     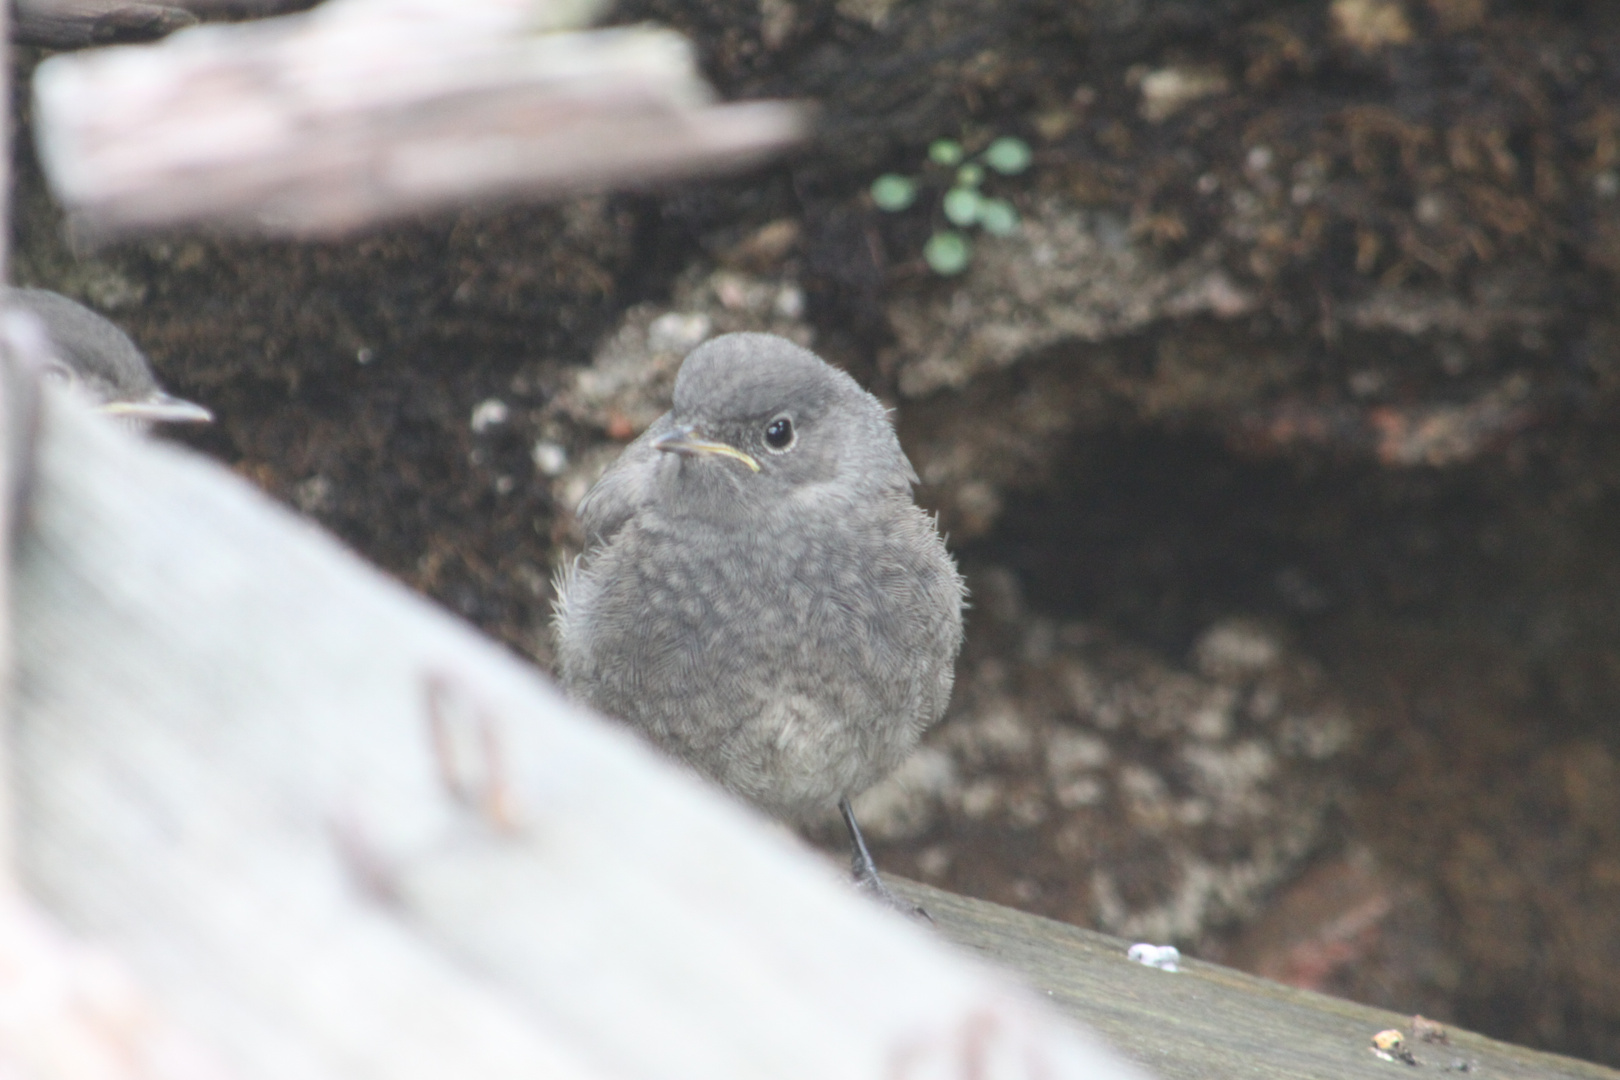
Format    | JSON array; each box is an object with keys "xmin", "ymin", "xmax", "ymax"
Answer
[{"xmin": 1, "ymin": 288, "xmax": 212, "ymax": 427}]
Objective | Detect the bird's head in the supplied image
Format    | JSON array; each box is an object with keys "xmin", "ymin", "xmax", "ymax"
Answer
[
  {"xmin": 2, "ymin": 287, "xmax": 213, "ymax": 426},
  {"xmin": 653, "ymin": 333, "xmax": 914, "ymax": 509}
]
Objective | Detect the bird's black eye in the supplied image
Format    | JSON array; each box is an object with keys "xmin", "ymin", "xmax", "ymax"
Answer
[{"xmin": 764, "ymin": 416, "xmax": 795, "ymax": 451}]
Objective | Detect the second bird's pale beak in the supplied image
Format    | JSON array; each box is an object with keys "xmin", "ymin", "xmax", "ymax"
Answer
[
  {"xmin": 98, "ymin": 391, "xmax": 214, "ymax": 425},
  {"xmin": 652, "ymin": 425, "xmax": 760, "ymax": 472}
]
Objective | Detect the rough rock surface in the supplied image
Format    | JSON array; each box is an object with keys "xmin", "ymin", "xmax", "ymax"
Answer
[
  {"xmin": 842, "ymin": 576, "xmax": 1352, "ymax": 945},
  {"xmin": 884, "ymin": 198, "xmax": 1256, "ymax": 399}
]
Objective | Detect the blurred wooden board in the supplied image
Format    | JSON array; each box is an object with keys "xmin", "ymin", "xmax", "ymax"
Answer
[
  {"xmin": 30, "ymin": 0, "xmax": 806, "ymax": 238},
  {"xmin": 895, "ymin": 878, "xmax": 1620, "ymax": 1080},
  {"xmin": 5, "ymin": 391, "xmax": 1143, "ymax": 1080}
]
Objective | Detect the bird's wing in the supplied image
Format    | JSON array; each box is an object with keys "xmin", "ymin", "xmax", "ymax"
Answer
[{"xmin": 575, "ymin": 413, "xmax": 672, "ymax": 548}]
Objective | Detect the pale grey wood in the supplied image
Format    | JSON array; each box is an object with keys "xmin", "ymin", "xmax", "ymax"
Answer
[
  {"xmin": 897, "ymin": 879, "xmax": 1620, "ymax": 1080},
  {"xmin": 0, "ymin": 0, "xmax": 19, "ymax": 874},
  {"xmin": 9, "ymin": 389, "xmax": 1144, "ymax": 1079},
  {"xmin": 29, "ymin": 0, "xmax": 805, "ymax": 238},
  {"xmin": 13, "ymin": 0, "xmax": 197, "ymax": 49},
  {"xmin": 125, "ymin": 0, "xmax": 312, "ymax": 14},
  {"xmin": 159, "ymin": 0, "xmax": 316, "ymax": 13},
  {"xmin": 0, "ymin": 311, "xmax": 47, "ymax": 879},
  {"xmin": 0, "ymin": 294, "xmax": 236, "ymax": 1079},
  {"xmin": 0, "ymin": 888, "xmax": 245, "ymax": 1079}
]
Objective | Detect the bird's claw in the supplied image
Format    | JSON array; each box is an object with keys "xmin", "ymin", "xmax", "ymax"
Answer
[{"xmin": 853, "ymin": 866, "xmax": 933, "ymax": 923}]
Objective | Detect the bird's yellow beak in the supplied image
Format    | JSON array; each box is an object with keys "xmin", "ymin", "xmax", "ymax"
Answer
[{"xmin": 651, "ymin": 426, "xmax": 760, "ymax": 472}]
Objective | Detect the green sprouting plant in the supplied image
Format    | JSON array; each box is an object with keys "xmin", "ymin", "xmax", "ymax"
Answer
[{"xmin": 868, "ymin": 135, "xmax": 1033, "ymax": 276}]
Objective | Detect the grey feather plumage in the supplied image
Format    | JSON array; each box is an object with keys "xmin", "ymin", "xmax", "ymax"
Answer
[
  {"xmin": 555, "ymin": 333, "xmax": 964, "ymax": 824},
  {"xmin": 0, "ymin": 287, "xmax": 211, "ymax": 424}
]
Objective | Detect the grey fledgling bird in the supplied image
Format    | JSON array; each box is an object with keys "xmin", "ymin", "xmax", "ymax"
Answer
[
  {"xmin": 1, "ymin": 287, "xmax": 212, "ymax": 424},
  {"xmin": 555, "ymin": 332, "xmax": 964, "ymax": 908}
]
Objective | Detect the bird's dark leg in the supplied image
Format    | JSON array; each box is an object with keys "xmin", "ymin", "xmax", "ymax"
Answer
[{"xmin": 838, "ymin": 797, "xmax": 931, "ymax": 923}]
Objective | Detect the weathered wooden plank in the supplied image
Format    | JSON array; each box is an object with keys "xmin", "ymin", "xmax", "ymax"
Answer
[
  {"xmin": 895, "ymin": 878, "xmax": 1620, "ymax": 1080},
  {"xmin": 13, "ymin": 0, "xmax": 197, "ymax": 49},
  {"xmin": 29, "ymin": 0, "xmax": 805, "ymax": 238},
  {"xmin": 7, "ymin": 387, "xmax": 1144, "ymax": 1079},
  {"xmin": 14, "ymin": 0, "xmax": 320, "ymax": 50}
]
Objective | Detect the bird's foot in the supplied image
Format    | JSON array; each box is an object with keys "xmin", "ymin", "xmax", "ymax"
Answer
[
  {"xmin": 840, "ymin": 796, "xmax": 932, "ymax": 923},
  {"xmin": 853, "ymin": 863, "xmax": 933, "ymax": 923}
]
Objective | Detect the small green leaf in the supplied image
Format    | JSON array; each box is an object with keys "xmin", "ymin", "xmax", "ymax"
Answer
[
  {"xmin": 984, "ymin": 136, "xmax": 1033, "ymax": 175},
  {"xmin": 924, "ymin": 231, "xmax": 973, "ymax": 275},
  {"xmin": 943, "ymin": 187, "xmax": 982, "ymax": 226},
  {"xmin": 978, "ymin": 198, "xmax": 1020, "ymax": 236},
  {"xmin": 870, "ymin": 173, "xmax": 917, "ymax": 211},
  {"xmin": 928, "ymin": 138, "xmax": 965, "ymax": 167},
  {"xmin": 955, "ymin": 162, "xmax": 985, "ymax": 188}
]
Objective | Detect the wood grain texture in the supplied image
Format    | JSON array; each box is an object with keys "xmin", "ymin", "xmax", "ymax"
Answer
[
  {"xmin": 29, "ymin": 0, "xmax": 805, "ymax": 237},
  {"xmin": 13, "ymin": 0, "xmax": 197, "ymax": 49},
  {"xmin": 6, "ymin": 389, "xmax": 1140, "ymax": 1079},
  {"xmin": 895, "ymin": 878, "xmax": 1620, "ymax": 1080}
]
